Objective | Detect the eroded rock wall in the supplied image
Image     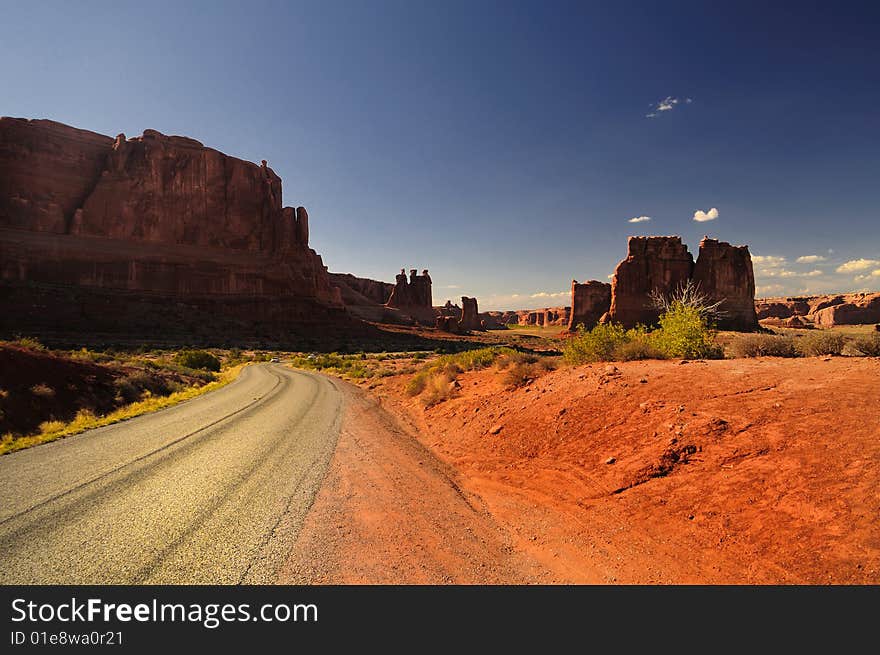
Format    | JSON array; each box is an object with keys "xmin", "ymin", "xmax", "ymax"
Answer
[
  {"xmin": 568, "ymin": 280, "xmax": 611, "ymax": 331},
  {"xmin": 692, "ymin": 238, "xmax": 759, "ymax": 331},
  {"xmin": 607, "ymin": 236, "xmax": 694, "ymax": 327},
  {"xmin": 0, "ymin": 117, "xmax": 345, "ymax": 342}
]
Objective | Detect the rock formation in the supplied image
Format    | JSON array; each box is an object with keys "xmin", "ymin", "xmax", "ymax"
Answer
[
  {"xmin": 567, "ymin": 280, "xmax": 611, "ymax": 331},
  {"xmin": 692, "ymin": 237, "xmax": 759, "ymax": 331},
  {"xmin": 385, "ymin": 268, "xmax": 434, "ymax": 325},
  {"xmin": 811, "ymin": 294, "xmax": 880, "ymax": 327},
  {"xmin": 0, "ymin": 117, "xmax": 345, "ymax": 343},
  {"xmin": 387, "ymin": 268, "xmax": 432, "ymax": 308},
  {"xmin": 330, "ymin": 273, "xmax": 394, "ymax": 306},
  {"xmin": 754, "ymin": 293, "xmax": 880, "ymax": 327},
  {"xmin": 755, "ymin": 298, "xmax": 812, "ymax": 320},
  {"xmin": 607, "ymin": 236, "xmax": 694, "ymax": 327},
  {"xmin": 606, "ymin": 236, "xmax": 759, "ymax": 331},
  {"xmin": 459, "ymin": 296, "xmax": 481, "ymax": 331}
]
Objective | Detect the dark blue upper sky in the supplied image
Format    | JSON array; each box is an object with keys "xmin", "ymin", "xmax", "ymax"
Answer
[{"xmin": 3, "ymin": 1, "xmax": 878, "ymax": 308}]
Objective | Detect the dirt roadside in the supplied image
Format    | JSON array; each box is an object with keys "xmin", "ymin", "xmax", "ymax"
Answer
[
  {"xmin": 282, "ymin": 356, "xmax": 880, "ymax": 584},
  {"xmin": 277, "ymin": 378, "xmax": 550, "ymax": 583}
]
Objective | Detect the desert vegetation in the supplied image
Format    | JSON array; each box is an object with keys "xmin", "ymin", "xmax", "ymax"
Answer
[
  {"xmin": 0, "ymin": 339, "xmax": 271, "ymax": 455},
  {"xmin": 564, "ymin": 285, "xmax": 724, "ymax": 364}
]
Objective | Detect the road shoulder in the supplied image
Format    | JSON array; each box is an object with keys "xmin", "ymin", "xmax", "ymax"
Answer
[{"xmin": 277, "ymin": 377, "xmax": 548, "ymax": 584}]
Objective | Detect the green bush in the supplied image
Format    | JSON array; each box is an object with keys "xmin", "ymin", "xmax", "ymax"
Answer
[
  {"xmin": 563, "ymin": 323, "xmax": 628, "ymax": 364},
  {"xmin": 851, "ymin": 333, "xmax": 880, "ymax": 356},
  {"xmin": 175, "ymin": 350, "xmax": 221, "ymax": 372},
  {"xmin": 652, "ymin": 302, "xmax": 723, "ymax": 359},
  {"xmin": 612, "ymin": 326, "xmax": 664, "ymax": 361},
  {"xmin": 728, "ymin": 334, "xmax": 799, "ymax": 358},
  {"xmin": 796, "ymin": 331, "xmax": 845, "ymax": 357}
]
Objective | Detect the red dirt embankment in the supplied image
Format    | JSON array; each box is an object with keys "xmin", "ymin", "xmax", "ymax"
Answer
[{"xmin": 380, "ymin": 357, "xmax": 880, "ymax": 583}]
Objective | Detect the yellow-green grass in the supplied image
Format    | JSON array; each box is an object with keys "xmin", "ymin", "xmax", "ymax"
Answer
[{"xmin": 0, "ymin": 364, "xmax": 247, "ymax": 456}]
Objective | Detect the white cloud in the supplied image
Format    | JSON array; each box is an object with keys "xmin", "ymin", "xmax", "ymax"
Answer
[
  {"xmin": 836, "ymin": 258, "xmax": 880, "ymax": 273},
  {"xmin": 795, "ymin": 255, "xmax": 827, "ymax": 263},
  {"xmin": 693, "ymin": 207, "xmax": 719, "ymax": 222},
  {"xmin": 628, "ymin": 215, "xmax": 651, "ymax": 223},
  {"xmin": 439, "ymin": 284, "xmax": 461, "ymax": 289},
  {"xmin": 804, "ymin": 269, "xmax": 824, "ymax": 277},
  {"xmin": 645, "ymin": 96, "xmax": 690, "ymax": 118},
  {"xmin": 529, "ymin": 291, "xmax": 569, "ymax": 299},
  {"xmin": 657, "ymin": 97, "xmax": 679, "ymax": 112},
  {"xmin": 756, "ymin": 283, "xmax": 784, "ymax": 296},
  {"xmin": 752, "ymin": 255, "xmax": 786, "ymax": 266}
]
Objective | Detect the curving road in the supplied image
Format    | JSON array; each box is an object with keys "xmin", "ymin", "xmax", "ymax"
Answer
[{"xmin": 0, "ymin": 364, "xmax": 342, "ymax": 584}]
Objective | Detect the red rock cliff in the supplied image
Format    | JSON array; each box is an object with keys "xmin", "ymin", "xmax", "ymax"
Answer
[
  {"xmin": 567, "ymin": 280, "xmax": 611, "ymax": 330},
  {"xmin": 0, "ymin": 117, "xmax": 344, "ymax": 342},
  {"xmin": 692, "ymin": 237, "xmax": 759, "ymax": 331},
  {"xmin": 607, "ymin": 236, "xmax": 694, "ymax": 327}
]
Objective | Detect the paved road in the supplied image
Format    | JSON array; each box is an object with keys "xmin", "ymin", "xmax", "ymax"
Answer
[{"xmin": 0, "ymin": 364, "xmax": 342, "ymax": 584}]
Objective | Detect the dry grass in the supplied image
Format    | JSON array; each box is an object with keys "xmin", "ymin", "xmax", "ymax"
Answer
[{"xmin": 0, "ymin": 364, "xmax": 247, "ymax": 456}]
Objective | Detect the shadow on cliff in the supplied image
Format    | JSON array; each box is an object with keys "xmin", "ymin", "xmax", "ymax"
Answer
[{"xmin": 0, "ymin": 283, "xmax": 481, "ymax": 353}]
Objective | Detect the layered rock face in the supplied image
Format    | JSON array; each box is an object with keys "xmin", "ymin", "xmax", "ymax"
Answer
[
  {"xmin": 0, "ymin": 117, "xmax": 344, "ymax": 343},
  {"xmin": 458, "ymin": 296, "xmax": 481, "ymax": 331},
  {"xmin": 755, "ymin": 299, "xmax": 812, "ymax": 320},
  {"xmin": 567, "ymin": 280, "xmax": 611, "ymax": 331},
  {"xmin": 811, "ymin": 294, "xmax": 880, "ymax": 327},
  {"xmin": 330, "ymin": 273, "xmax": 394, "ymax": 306},
  {"xmin": 0, "ymin": 119, "xmax": 113, "ymax": 233},
  {"xmin": 607, "ymin": 236, "xmax": 694, "ymax": 327},
  {"xmin": 754, "ymin": 293, "xmax": 880, "ymax": 327},
  {"xmin": 386, "ymin": 268, "xmax": 434, "ymax": 325},
  {"xmin": 692, "ymin": 238, "xmax": 759, "ymax": 331},
  {"xmin": 606, "ymin": 236, "xmax": 758, "ymax": 331}
]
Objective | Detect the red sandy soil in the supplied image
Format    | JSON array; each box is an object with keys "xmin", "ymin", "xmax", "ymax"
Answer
[
  {"xmin": 287, "ymin": 356, "xmax": 880, "ymax": 584},
  {"xmin": 278, "ymin": 380, "xmax": 547, "ymax": 583}
]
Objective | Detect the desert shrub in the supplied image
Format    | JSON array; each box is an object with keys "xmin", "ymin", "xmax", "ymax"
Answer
[
  {"xmin": 563, "ymin": 323, "xmax": 627, "ymax": 364},
  {"xmin": 851, "ymin": 333, "xmax": 880, "ymax": 357},
  {"xmin": 404, "ymin": 371, "xmax": 429, "ymax": 396},
  {"xmin": 30, "ymin": 383, "xmax": 55, "ymax": 398},
  {"xmin": 176, "ymin": 350, "xmax": 221, "ymax": 372},
  {"xmin": 420, "ymin": 373, "xmax": 457, "ymax": 407},
  {"xmin": 113, "ymin": 377, "xmax": 140, "ymax": 403},
  {"xmin": 650, "ymin": 279, "xmax": 725, "ymax": 323},
  {"xmin": 613, "ymin": 338, "xmax": 664, "ymax": 361},
  {"xmin": 613, "ymin": 326, "xmax": 665, "ymax": 361},
  {"xmin": 501, "ymin": 362, "xmax": 535, "ymax": 388},
  {"xmin": 495, "ymin": 351, "xmax": 539, "ymax": 370},
  {"xmin": 652, "ymin": 302, "xmax": 723, "ymax": 359},
  {"xmin": 796, "ymin": 331, "xmax": 845, "ymax": 357},
  {"xmin": 403, "ymin": 347, "xmax": 518, "ymax": 403},
  {"xmin": 444, "ymin": 347, "xmax": 512, "ymax": 371},
  {"xmin": 13, "ymin": 336, "xmax": 46, "ymax": 351},
  {"xmin": 728, "ymin": 334, "xmax": 799, "ymax": 358}
]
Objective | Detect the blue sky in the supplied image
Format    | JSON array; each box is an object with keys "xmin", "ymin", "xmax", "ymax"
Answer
[{"xmin": 3, "ymin": 1, "xmax": 878, "ymax": 308}]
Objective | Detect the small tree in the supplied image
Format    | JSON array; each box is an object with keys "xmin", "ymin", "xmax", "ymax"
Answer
[
  {"xmin": 649, "ymin": 279, "xmax": 725, "ymax": 323},
  {"xmin": 650, "ymin": 280, "xmax": 724, "ymax": 359}
]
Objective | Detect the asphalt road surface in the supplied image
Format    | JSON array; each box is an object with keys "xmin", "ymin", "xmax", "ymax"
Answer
[{"xmin": 0, "ymin": 364, "xmax": 342, "ymax": 584}]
